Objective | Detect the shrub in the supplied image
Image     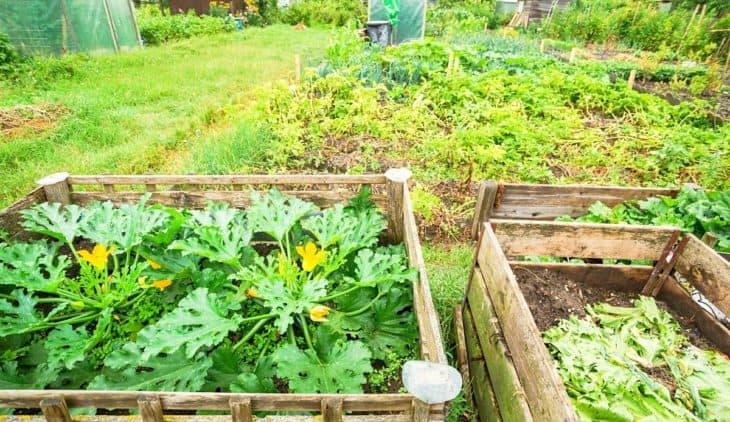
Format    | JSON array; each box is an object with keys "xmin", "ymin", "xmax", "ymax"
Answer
[
  {"xmin": 0, "ymin": 32, "xmax": 23, "ymax": 76},
  {"xmin": 136, "ymin": 5, "xmax": 235, "ymax": 45},
  {"xmin": 426, "ymin": 1, "xmax": 500, "ymax": 37},
  {"xmin": 281, "ymin": 0, "xmax": 366, "ymax": 27}
]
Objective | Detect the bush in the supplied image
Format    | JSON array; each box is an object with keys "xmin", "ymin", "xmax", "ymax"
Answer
[
  {"xmin": 136, "ymin": 6, "xmax": 235, "ymax": 45},
  {"xmin": 0, "ymin": 32, "xmax": 23, "ymax": 76},
  {"xmin": 426, "ymin": 1, "xmax": 500, "ymax": 37},
  {"xmin": 281, "ymin": 0, "xmax": 366, "ymax": 27}
]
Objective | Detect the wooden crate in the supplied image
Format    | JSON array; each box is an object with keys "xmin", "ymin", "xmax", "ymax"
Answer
[
  {"xmin": 460, "ymin": 220, "xmax": 730, "ymax": 422},
  {"xmin": 470, "ymin": 180, "xmax": 678, "ymax": 238},
  {"xmin": 0, "ymin": 170, "xmax": 447, "ymax": 422}
]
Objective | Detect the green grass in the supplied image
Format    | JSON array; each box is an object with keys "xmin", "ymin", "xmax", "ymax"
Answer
[{"xmin": 0, "ymin": 25, "xmax": 329, "ymax": 207}]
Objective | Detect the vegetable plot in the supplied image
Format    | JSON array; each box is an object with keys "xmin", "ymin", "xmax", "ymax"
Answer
[
  {"xmin": 546, "ymin": 297, "xmax": 730, "ymax": 421},
  {"xmin": 0, "ymin": 188, "xmax": 419, "ymax": 394}
]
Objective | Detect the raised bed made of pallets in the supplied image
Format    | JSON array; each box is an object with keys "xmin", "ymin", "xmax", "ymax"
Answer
[
  {"xmin": 458, "ymin": 220, "xmax": 730, "ymax": 422},
  {"xmin": 0, "ymin": 170, "xmax": 447, "ymax": 422},
  {"xmin": 470, "ymin": 180, "xmax": 679, "ymax": 238}
]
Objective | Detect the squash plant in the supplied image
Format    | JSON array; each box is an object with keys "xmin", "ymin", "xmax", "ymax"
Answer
[{"xmin": 0, "ymin": 188, "xmax": 419, "ymax": 394}]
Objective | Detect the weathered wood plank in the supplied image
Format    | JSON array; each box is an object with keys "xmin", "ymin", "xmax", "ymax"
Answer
[
  {"xmin": 68, "ymin": 174, "xmax": 387, "ymax": 186},
  {"xmin": 471, "ymin": 181, "xmax": 499, "ymax": 239},
  {"xmin": 0, "ymin": 392, "xmax": 413, "ymax": 412},
  {"xmin": 488, "ymin": 182, "xmax": 676, "ymax": 220},
  {"xmin": 0, "ymin": 417, "xmax": 410, "ymax": 422},
  {"xmin": 492, "ymin": 220, "xmax": 676, "ymax": 261},
  {"xmin": 70, "ymin": 191, "xmax": 388, "ymax": 210},
  {"xmin": 137, "ymin": 396, "xmax": 162, "ymax": 422},
  {"xmin": 403, "ymin": 184, "xmax": 448, "ymax": 366},
  {"xmin": 39, "ymin": 398, "xmax": 71, "ymax": 422},
  {"xmin": 321, "ymin": 398, "xmax": 343, "ymax": 422},
  {"xmin": 476, "ymin": 223, "xmax": 579, "ymax": 421},
  {"xmin": 452, "ymin": 305, "xmax": 471, "ymax": 409},
  {"xmin": 509, "ymin": 262, "xmax": 652, "ymax": 292},
  {"xmin": 411, "ymin": 399, "xmax": 430, "ymax": 422},
  {"xmin": 229, "ymin": 397, "xmax": 252, "ymax": 422},
  {"xmin": 385, "ymin": 169, "xmax": 410, "ymax": 243},
  {"xmin": 462, "ymin": 305, "xmax": 502, "ymax": 422},
  {"xmin": 676, "ymin": 235, "xmax": 730, "ymax": 317},
  {"xmin": 466, "ymin": 270, "xmax": 533, "ymax": 422}
]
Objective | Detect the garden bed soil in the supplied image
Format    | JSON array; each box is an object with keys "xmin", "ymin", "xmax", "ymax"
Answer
[
  {"xmin": 512, "ymin": 266, "xmax": 716, "ymax": 351},
  {"xmin": 0, "ymin": 103, "xmax": 69, "ymax": 139},
  {"xmin": 634, "ymin": 80, "xmax": 730, "ymax": 122}
]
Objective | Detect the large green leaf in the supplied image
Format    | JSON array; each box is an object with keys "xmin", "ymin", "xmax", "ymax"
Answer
[
  {"xmin": 81, "ymin": 197, "xmax": 170, "ymax": 251},
  {"xmin": 0, "ymin": 361, "xmax": 58, "ymax": 389},
  {"xmin": 353, "ymin": 248, "xmax": 417, "ymax": 289},
  {"xmin": 230, "ymin": 356, "xmax": 277, "ymax": 393},
  {"xmin": 21, "ymin": 203, "xmax": 88, "ymax": 244},
  {"xmin": 273, "ymin": 328, "xmax": 372, "ymax": 393},
  {"xmin": 89, "ymin": 344, "xmax": 212, "ymax": 391},
  {"xmin": 136, "ymin": 288, "xmax": 243, "ymax": 360},
  {"xmin": 45, "ymin": 325, "xmax": 90, "ymax": 371},
  {"xmin": 247, "ymin": 190, "xmax": 316, "ymax": 242},
  {"xmin": 259, "ymin": 278, "xmax": 328, "ymax": 334},
  {"xmin": 0, "ymin": 289, "xmax": 43, "ymax": 337},
  {"xmin": 202, "ymin": 345, "xmax": 246, "ymax": 392},
  {"xmin": 0, "ymin": 241, "xmax": 70, "ymax": 293}
]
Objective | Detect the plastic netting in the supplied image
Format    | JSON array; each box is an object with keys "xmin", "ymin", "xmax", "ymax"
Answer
[
  {"xmin": 368, "ymin": 0, "xmax": 426, "ymax": 44},
  {"xmin": 0, "ymin": 0, "xmax": 141, "ymax": 56}
]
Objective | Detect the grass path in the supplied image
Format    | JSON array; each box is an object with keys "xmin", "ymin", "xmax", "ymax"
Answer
[{"xmin": 0, "ymin": 25, "xmax": 329, "ymax": 207}]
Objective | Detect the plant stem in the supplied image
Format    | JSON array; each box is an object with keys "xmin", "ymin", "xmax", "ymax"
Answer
[
  {"xmin": 320, "ymin": 285, "xmax": 363, "ymax": 302},
  {"xmin": 288, "ymin": 326, "xmax": 296, "ymax": 345},
  {"xmin": 299, "ymin": 314, "xmax": 315, "ymax": 351},
  {"xmin": 232, "ymin": 317, "xmax": 271, "ymax": 351},
  {"xmin": 241, "ymin": 312, "xmax": 275, "ymax": 324},
  {"xmin": 343, "ymin": 292, "xmax": 384, "ymax": 317}
]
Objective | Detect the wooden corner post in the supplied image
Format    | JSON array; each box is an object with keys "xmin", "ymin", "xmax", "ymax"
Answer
[
  {"xmin": 40, "ymin": 397, "xmax": 71, "ymax": 422},
  {"xmin": 471, "ymin": 181, "xmax": 499, "ymax": 240},
  {"xmin": 385, "ymin": 168, "xmax": 412, "ymax": 243},
  {"xmin": 37, "ymin": 172, "xmax": 71, "ymax": 205}
]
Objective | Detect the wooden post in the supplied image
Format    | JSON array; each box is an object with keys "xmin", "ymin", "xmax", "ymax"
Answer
[
  {"xmin": 569, "ymin": 48, "xmax": 578, "ymax": 63},
  {"xmin": 454, "ymin": 56, "xmax": 460, "ymax": 74},
  {"xmin": 453, "ymin": 305, "xmax": 473, "ymax": 409},
  {"xmin": 627, "ymin": 69, "xmax": 637, "ymax": 89},
  {"xmin": 696, "ymin": 4, "xmax": 707, "ymax": 29},
  {"xmin": 229, "ymin": 397, "xmax": 253, "ymax": 422},
  {"xmin": 295, "ymin": 54, "xmax": 302, "ymax": 85},
  {"xmin": 411, "ymin": 399, "xmax": 430, "ymax": 422},
  {"xmin": 540, "ymin": 39, "xmax": 546, "ymax": 53},
  {"xmin": 37, "ymin": 173, "xmax": 71, "ymax": 205},
  {"xmin": 385, "ymin": 168, "xmax": 412, "ymax": 243},
  {"xmin": 683, "ymin": 4, "xmax": 700, "ymax": 38},
  {"xmin": 137, "ymin": 396, "xmax": 163, "ymax": 422},
  {"xmin": 471, "ymin": 181, "xmax": 499, "ymax": 240},
  {"xmin": 701, "ymin": 232, "xmax": 719, "ymax": 249},
  {"xmin": 102, "ymin": 0, "xmax": 121, "ymax": 52},
  {"xmin": 321, "ymin": 398, "xmax": 344, "ymax": 422},
  {"xmin": 447, "ymin": 50, "xmax": 455, "ymax": 75},
  {"xmin": 724, "ymin": 50, "xmax": 730, "ymax": 78},
  {"xmin": 40, "ymin": 398, "xmax": 71, "ymax": 422}
]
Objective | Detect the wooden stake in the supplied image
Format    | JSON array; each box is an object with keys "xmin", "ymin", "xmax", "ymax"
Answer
[
  {"xmin": 37, "ymin": 173, "xmax": 71, "ymax": 205},
  {"xmin": 701, "ymin": 232, "xmax": 719, "ymax": 249},
  {"xmin": 447, "ymin": 50, "xmax": 455, "ymax": 75},
  {"xmin": 724, "ymin": 50, "xmax": 730, "ymax": 78},
  {"xmin": 229, "ymin": 398, "xmax": 253, "ymax": 422},
  {"xmin": 540, "ymin": 39, "xmax": 546, "ymax": 53},
  {"xmin": 321, "ymin": 398, "xmax": 344, "ymax": 422},
  {"xmin": 137, "ymin": 396, "xmax": 163, "ymax": 422},
  {"xmin": 569, "ymin": 47, "xmax": 578, "ymax": 63},
  {"xmin": 294, "ymin": 54, "xmax": 301, "ymax": 85},
  {"xmin": 453, "ymin": 305, "xmax": 473, "ymax": 409},
  {"xmin": 697, "ymin": 4, "xmax": 707, "ymax": 29},
  {"xmin": 454, "ymin": 56, "xmax": 460, "ymax": 74},
  {"xmin": 627, "ymin": 69, "xmax": 637, "ymax": 89},
  {"xmin": 384, "ymin": 168, "xmax": 412, "ymax": 243},
  {"xmin": 40, "ymin": 398, "xmax": 71, "ymax": 422},
  {"xmin": 471, "ymin": 181, "xmax": 499, "ymax": 240},
  {"xmin": 411, "ymin": 399, "xmax": 430, "ymax": 422},
  {"xmin": 683, "ymin": 4, "xmax": 700, "ymax": 38}
]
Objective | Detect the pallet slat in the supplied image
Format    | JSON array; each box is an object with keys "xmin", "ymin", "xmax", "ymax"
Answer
[
  {"xmin": 476, "ymin": 223, "xmax": 579, "ymax": 421},
  {"xmin": 492, "ymin": 220, "xmax": 676, "ymax": 261},
  {"xmin": 68, "ymin": 174, "xmax": 387, "ymax": 185},
  {"xmin": 676, "ymin": 235, "xmax": 730, "ymax": 317},
  {"xmin": 462, "ymin": 306, "xmax": 501, "ymax": 422}
]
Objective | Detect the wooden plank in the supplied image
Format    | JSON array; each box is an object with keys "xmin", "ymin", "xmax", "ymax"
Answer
[
  {"xmin": 492, "ymin": 220, "xmax": 676, "ymax": 261},
  {"xmin": 402, "ymin": 183, "xmax": 448, "ymax": 366},
  {"xmin": 466, "ymin": 271, "xmax": 533, "ymax": 422},
  {"xmin": 137, "ymin": 396, "xmax": 163, "ymax": 422},
  {"xmin": 659, "ymin": 277, "xmax": 730, "ymax": 355},
  {"xmin": 471, "ymin": 181, "xmax": 499, "ymax": 240},
  {"xmin": 462, "ymin": 305, "xmax": 502, "ymax": 422},
  {"xmin": 0, "ymin": 187, "xmax": 46, "ymax": 237},
  {"xmin": 0, "ymin": 392, "xmax": 414, "ymax": 412},
  {"xmin": 676, "ymin": 235, "xmax": 730, "ymax": 317},
  {"xmin": 321, "ymin": 398, "xmax": 343, "ymax": 422},
  {"xmin": 489, "ymin": 183, "xmax": 677, "ymax": 220},
  {"xmin": 0, "ymin": 417, "xmax": 410, "ymax": 422},
  {"xmin": 452, "ymin": 305, "xmax": 471, "ymax": 409},
  {"xmin": 476, "ymin": 223, "xmax": 579, "ymax": 421},
  {"xmin": 37, "ymin": 173, "xmax": 71, "ymax": 205},
  {"xmin": 509, "ymin": 262, "xmax": 652, "ymax": 292},
  {"xmin": 385, "ymin": 169, "xmax": 410, "ymax": 243},
  {"xmin": 39, "ymin": 398, "xmax": 71, "ymax": 422},
  {"xmin": 411, "ymin": 399, "xmax": 429, "ymax": 422},
  {"xmin": 67, "ymin": 174, "xmax": 387, "ymax": 186},
  {"xmin": 70, "ymin": 191, "xmax": 388, "ymax": 210},
  {"xmin": 229, "ymin": 397, "xmax": 252, "ymax": 422}
]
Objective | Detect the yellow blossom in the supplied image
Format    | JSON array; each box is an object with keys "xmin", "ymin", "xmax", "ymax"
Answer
[
  {"xmin": 309, "ymin": 305, "xmax": 330, "ymax": 322},
  {"xmin": 78, "ymin": 244, "xmax": 115, "ymax": 271},
  {"xmin": 296, "ymin": 242, "xmax": 326, "ymax": 272},
  {"xmin": 147, "ymin": 259, "xmax": 162, "ymax": 270},
  {"xmin": 277, "ymin": 252, "xmax": 286, "ymax": 275},
  {"xmin": 138, "ymin": 276, "xmax": 150, "ymax": 289},
  {"xmin": 246, "ymin": 288, "xmax": 258, "ymax": 298},
  {"xmin": 151, "ymin": 279, "xmax": 173, "ymax": 291}
]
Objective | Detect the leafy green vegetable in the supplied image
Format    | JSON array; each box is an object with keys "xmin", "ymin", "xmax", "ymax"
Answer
[
  {"xmin": 0, "ymin": 241, "xmax": 70, "ymax": 292},
  {"xmin": 45, "ymin": 325, "xmax": 90, "ymax": 370}
]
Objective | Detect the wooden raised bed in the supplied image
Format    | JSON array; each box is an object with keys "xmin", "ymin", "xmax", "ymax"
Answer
[
  {"xmin": 0, "ymin": 170, "xmax": 447, "ymax": 422},
  {"xmin": 460, "ymin": 219, "xmax": 730, "ymax": 422}
]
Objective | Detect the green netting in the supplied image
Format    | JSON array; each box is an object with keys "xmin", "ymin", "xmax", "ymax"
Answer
[
  {"xmin": 0, "ymin": 0, "xmax": 141, "ymax": 56},
  {"xmin": 368, "ymin": 0, "xmax": 426, "ymax": 44}
]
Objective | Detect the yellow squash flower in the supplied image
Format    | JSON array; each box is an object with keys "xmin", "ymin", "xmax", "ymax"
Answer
[
  {"xmin": 277, "ymin": 252, "xmax": 286, "ymax": 275},
  {"xmin": 309, "ymin": 305, "xmax": 330, "ymax": 322},
  {"xmin": 151, "ymin": 279, "xmax": 173, "ymax": 291},
  {"xmin": 246, "ymin": 288, "xmax": 258, "ymax": 298},
  {"xmin": 147, "ymin": 259, "xmax": 162, "ymax": 270},
  {"xmin": 78, "ymin": 244, "xmax": 115, "ymax": 270},
  {"xmin": 296, "ymin": 242, "xmax": 326, "ymax": 272},
  {"xmin": 138, "ymin": 276, "xmax": 150, "ymax": 289}
]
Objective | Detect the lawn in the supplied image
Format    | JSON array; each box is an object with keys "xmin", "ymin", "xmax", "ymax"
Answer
[{"xmin": 0, "ymin": 25, "xmax": 329, "ymax": 208}]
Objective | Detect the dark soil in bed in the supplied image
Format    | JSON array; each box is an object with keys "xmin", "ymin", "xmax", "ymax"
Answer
[{"xmin": 512, "ymin": 266, "xmax": 717, "ymax": 351}]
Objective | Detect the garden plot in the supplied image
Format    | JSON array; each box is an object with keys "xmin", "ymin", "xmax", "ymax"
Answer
[{"xmin": 0, "ymin": 171, "xmax": 445, "ymax": 421}]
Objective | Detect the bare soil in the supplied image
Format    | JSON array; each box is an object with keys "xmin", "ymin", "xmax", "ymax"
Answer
[{"xmin": 0, "ymin": 103, "xmax": 69, "ymax": 139}]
